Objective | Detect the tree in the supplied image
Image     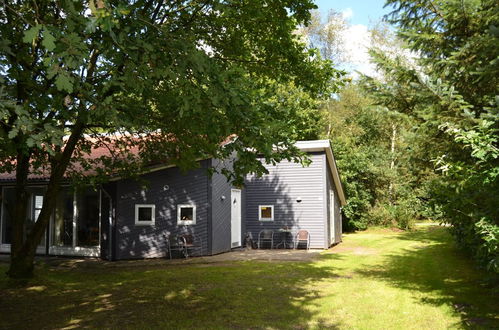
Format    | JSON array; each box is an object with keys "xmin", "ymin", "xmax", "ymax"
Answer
[
  {"xmin": 0, "ymin": 0, "xmax": 341, "ymax": 278},
  {"xmin": 363, "ymin": 0, "xmax": 499, "ymax": 271},
  {"xmin": 321, "ymin": 82, "xmax": 418, "ymax": 231},
  {"xmin": 298, "ymin": 9, "xmax": 348, "ymax": 65}
]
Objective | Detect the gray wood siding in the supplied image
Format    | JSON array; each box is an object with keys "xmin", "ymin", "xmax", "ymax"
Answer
[
  {"xmin": 210, "ymin": 158, "xmax": 233, "ymax": 255},
  {"xmin": 334, "ymin": 190, "xmax": 342, "ymax": 244},
  {"xmin": 326, "ymin": 162, "xmax": 332, "ymax": 246},
  {"xmin": 114, "ymin": 161, "xmax": 210, "ymax": 259},
  {"xmin": 244, "ymin": 152, "xmax": 327, "ymax": 248},
  {"xmin": 326, "ymin": 165, "xmax": 342, "ymax": 245}
]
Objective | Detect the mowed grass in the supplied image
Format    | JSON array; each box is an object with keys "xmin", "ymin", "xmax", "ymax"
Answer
[{"xmin": 1, "ymin": 224, "xmax": 497, "ymax": 329}]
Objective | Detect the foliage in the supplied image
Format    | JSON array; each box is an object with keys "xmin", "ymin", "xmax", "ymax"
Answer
[
  {"xmin": 367, "ymin": 201, "xmax": 417, "ymax": 230},
  {"xmin": 360, "ymin": 0, "xmax": 499, "ymax": 271},
  {"xmin": 319, "ymin": 84, "xmax": 419, "ymax": 231},
  {"xmin": 298, "ymin": 9, "xmax": 348, "ymax": 64},
  {"xmin": 0, "ymin": 0, "xmax": 341, "ymax": 278}
]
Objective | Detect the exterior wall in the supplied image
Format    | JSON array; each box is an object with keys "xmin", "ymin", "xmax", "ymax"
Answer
[
  {"xmin": 325, "ymin": 165, "xmax": 332, "ymax": 246},
  {"xmin": 210, "ymin": 158, "xmax": 234, "ymax": 255},
  {"xmin": 334, "ymin": 190, "xmax": 342, "ymax": 244},
  {"xmin": 114, "ymin": 161, "xmax": 210, "ymax": 259},
  {"xmin": 326, "ymin": 167, "xmax": 342, "ymax": 245},
  {"xmin": 244, "ymin": 152, "xmax": 327, "ymax": 249}
]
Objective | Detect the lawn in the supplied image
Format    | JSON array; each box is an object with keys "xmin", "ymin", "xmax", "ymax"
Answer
[{"xmin": 1, "ymin": 224, "xmax": 497, "ymax": 329}]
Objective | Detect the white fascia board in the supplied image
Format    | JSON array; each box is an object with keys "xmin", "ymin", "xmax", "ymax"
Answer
[{"xmin": 295, "ymin": 140, "xmax": 331, "ymax": 151}]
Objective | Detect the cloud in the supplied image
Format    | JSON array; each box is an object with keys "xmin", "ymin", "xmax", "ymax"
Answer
[
  {"xmin": 340, "ymin": 24, "xmax": 378, "ymax": 78},
  {"xmin": 341, "ymin": 8, "xmax": 354, "ymax": 20}
]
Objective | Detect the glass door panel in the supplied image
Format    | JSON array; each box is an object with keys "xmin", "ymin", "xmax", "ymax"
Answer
[
  {"xmin": 53, "ymin": 188, "xmax": 74, "ymax": 247},
  {"xmin": 1, "ymin": 187, "xmax": 15, "ymax": 244},
  {"xmin": 76, "ymin": 188, "xmax": 100, "ymax": 247},
  {"xmin": 1, "ymin": 187, "xmax": 47, "ymax": 248},
  {"xmin": 27, "ymin": 187, "xmax": 46, "ymax": 248}
]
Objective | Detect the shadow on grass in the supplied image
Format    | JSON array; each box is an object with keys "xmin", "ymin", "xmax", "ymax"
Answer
[
  {"xmin": 355, "ymin": 226, "xmax": 499, "ymax": 329},
  {"xmin": 0, "ymin": 257, "xmax": 343, "ymax": 329}
]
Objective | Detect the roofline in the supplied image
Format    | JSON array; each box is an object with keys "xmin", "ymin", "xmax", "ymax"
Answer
[
  {"xmin": 1, "ymin": 140, "xmax": 347, "ymax": 206},
  {"xmin": 296, "ymin": 140, "xmax": 347, "ymax": 206}
]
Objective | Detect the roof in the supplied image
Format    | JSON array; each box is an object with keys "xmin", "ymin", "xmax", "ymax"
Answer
[
  {"xmin": 295, "ymin": 140, "xmax": 346, "ymax": 206},
  {"xmin": 0, "ymin": 135, "xmax": 237, "ymax": 183},
  {"xmin": 0, "ymin": 137, "xmax": 346, "ymax": 207}
]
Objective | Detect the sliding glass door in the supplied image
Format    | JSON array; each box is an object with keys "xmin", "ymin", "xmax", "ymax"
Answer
[
  {"xmin": 51, "ymin": 186, "xmax": 100, "ymax": 256},
  {"xmin": 0, "ymin": 186, "xmax": 47, "ymax": 252},
  {"xmin": 53, "ymin": 188, "xmax": 74, "ymax": 247},
  {"xmin": 76, "ymin": 188, "xmax": 100, "ymax": 247},
  {"xmin": 0, "ymin": 185, "xmax": 102, "ymax": 256}
]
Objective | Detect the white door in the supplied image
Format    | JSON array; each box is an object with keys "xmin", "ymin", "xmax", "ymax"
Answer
[
  {"xmin": 330, "ymin": 190, "xmax": 335, "ymax": 246},
  {"xmin": 231, "ymin": 189, "xmax": 242, "ymax": 248}
]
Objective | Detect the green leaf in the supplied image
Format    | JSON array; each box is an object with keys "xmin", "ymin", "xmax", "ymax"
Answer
[
  {"xmin": 0, "ymin": 39, "xmax": 14, "ymax": 56},
  {"xmin": 41, "ymin": 29, "xmax": 56, "ymax": 51},
  {"xmin": 7, "ymin": 128, "xmax": 18, "ymax": 139},
  {"xmin": 22, "ymin": 25, "xmax": 42, "ymax": 44},
  {"xmin": 26, "ymin": 137, "xmax": 35, "ymax": 147},
  {"xmin": 55, "ymin": 71, "xmax": 74, "ymax": 93}
]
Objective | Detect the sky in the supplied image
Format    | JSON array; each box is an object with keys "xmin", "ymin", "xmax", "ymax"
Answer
[{"xmin": 313, "ymin": 0, "xmax": 393, "ymax": 77}]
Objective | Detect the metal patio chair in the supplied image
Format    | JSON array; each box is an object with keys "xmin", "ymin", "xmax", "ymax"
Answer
[
  {"xmin": 294, "ymin": 230, "xmax": 310, "ymax": 250},
  {"xmin": 165, "ymin": 233, "xmax": 202, "ymax": 259},
  {"xmin": 258, "ymin": 229, "xmax": 275, "ymax": 249}
]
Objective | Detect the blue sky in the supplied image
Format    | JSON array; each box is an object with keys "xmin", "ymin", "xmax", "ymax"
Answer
[{"xmin": 313, "ymin": 0, "xmax": 391, "ymax": 25}]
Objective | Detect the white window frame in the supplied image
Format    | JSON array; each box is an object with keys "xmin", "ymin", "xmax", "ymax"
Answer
[
  {"xmin": 33, "ymin": 195, "xmax": 44, "ymax": 222},
  {"xmin": 177, "ymin": 204, "xmax": 196, "ymax": 225},
  {"xmin": 135, "ymin": 204, "xmax": 156, "ymax": 226},
  {"xmin": 258, "ymin": 205, "xmax": 274, "ymax": 221}
]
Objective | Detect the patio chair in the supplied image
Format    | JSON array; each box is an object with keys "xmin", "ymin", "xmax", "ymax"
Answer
[
  {"xmin": 294, "ymin": 230, "xmax": 310, "ymax": 250},
  {"xmin": 164, "ymin": 234, "xmax": 202, "ymax": 259},
  {"xmin": 258, "ymin": 229, "xmax": 274, "ymax": 249},
  {"xmin": 244, "ymin": 232, "xmax": 257, "ymax": 249}
]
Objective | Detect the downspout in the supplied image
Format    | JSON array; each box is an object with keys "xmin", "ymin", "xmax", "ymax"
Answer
[{"xmin": 101, "ymin": 186, "xmax": 114, "ymax": 261}]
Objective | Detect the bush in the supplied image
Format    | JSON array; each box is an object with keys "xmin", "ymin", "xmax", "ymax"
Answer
[
  {"xmin": 367, "ymin": 202, "xmax": 415, "ymax": 230},
  {"xmin": 474, "ymin": 219, "xmax": 498, "ymax": 273}
]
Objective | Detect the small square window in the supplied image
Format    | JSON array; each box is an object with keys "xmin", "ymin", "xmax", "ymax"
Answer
[
  {"xmin": 135, "ymin": 204, "xmax": 155, "ymax": 226},
  {"xmin": 259, "ymin": 205, "xmax": 274, "ymax": 221},
  {"xmin": 177, "ymin": 204, "xmax": 196, "ymax": 225}
]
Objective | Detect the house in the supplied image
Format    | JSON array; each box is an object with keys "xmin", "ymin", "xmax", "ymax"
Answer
[
  {"xmin": 0, "ymin": 140, "xmax": 345, "ymax": 259},
  {"xmin": 245, "ymin": 140, "xmax": 346, "ymax": 249}
]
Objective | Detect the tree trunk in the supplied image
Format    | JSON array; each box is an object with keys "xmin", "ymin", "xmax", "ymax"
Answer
[
  {"xmin": 388, "ymin": 123, "xmax": 397, "ymax": 203},
  {"xmin": 7, "ymin": 121, "xmax": 85, "ymax": 279},
  {"xmin": 7, "ymin": 151, "xmax": 32, "ymax": 278},
  {"xmin": 8, "ymin": 174, "xmax": 65, "ymax": 278}
]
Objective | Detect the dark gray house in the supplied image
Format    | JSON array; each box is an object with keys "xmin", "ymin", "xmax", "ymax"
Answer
[
  {"xmin": 245, "ymin": 140, "xmax": 346, "ymax": 249},
  {"xmin": 0, "ymin": 140, "xmax": 345, "ymax": 259}
]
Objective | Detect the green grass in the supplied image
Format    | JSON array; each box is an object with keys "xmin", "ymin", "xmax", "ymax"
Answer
[{"xmin": 1, "ymin": 224, "xmax": 497, "ymax": 329}]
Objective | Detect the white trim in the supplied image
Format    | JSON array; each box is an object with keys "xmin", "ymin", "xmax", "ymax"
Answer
[
  {"xmin": 1, "ymin": 244, "xmax": 46, "ymax": 254},
  {"xmin": 0, "ymin": 186, "xmax": 5, "ymax": 245},
  {"xmin": 295, "ymin": 140, "xmax": 331, "ymax": 150},
  {"xmin": 72, "ymin": 190, "xmax": 77, "ymax": 246},
  {"xmin": 177, "ymin": 204, "xmax": 196, "ymax": 225},
  {"xmin": 135, "ymin": 204, "xmax": 155, "ymax": 226},
  {"xmin": 231, "ymin": 189, "xmax": 242, "ymax": 247},
  {"xmin": 49, "ymin": 246, "xmax": 100, "ymax": 257},
  {"xmin": 330, "ymin": 190, "xmax": 335, "ymax": 246},
  {"xmin": 258, "ymin": 205, "xmax": 274, "ymax": 221},
  {"xmin": 98, "ymin": 189, "xmax": 102, "ymax": 250}
]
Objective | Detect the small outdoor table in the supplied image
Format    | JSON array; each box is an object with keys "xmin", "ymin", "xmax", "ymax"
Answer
[{"xmin": 275, "ymin": 228, "xmax": 293, "ymax": 249}]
